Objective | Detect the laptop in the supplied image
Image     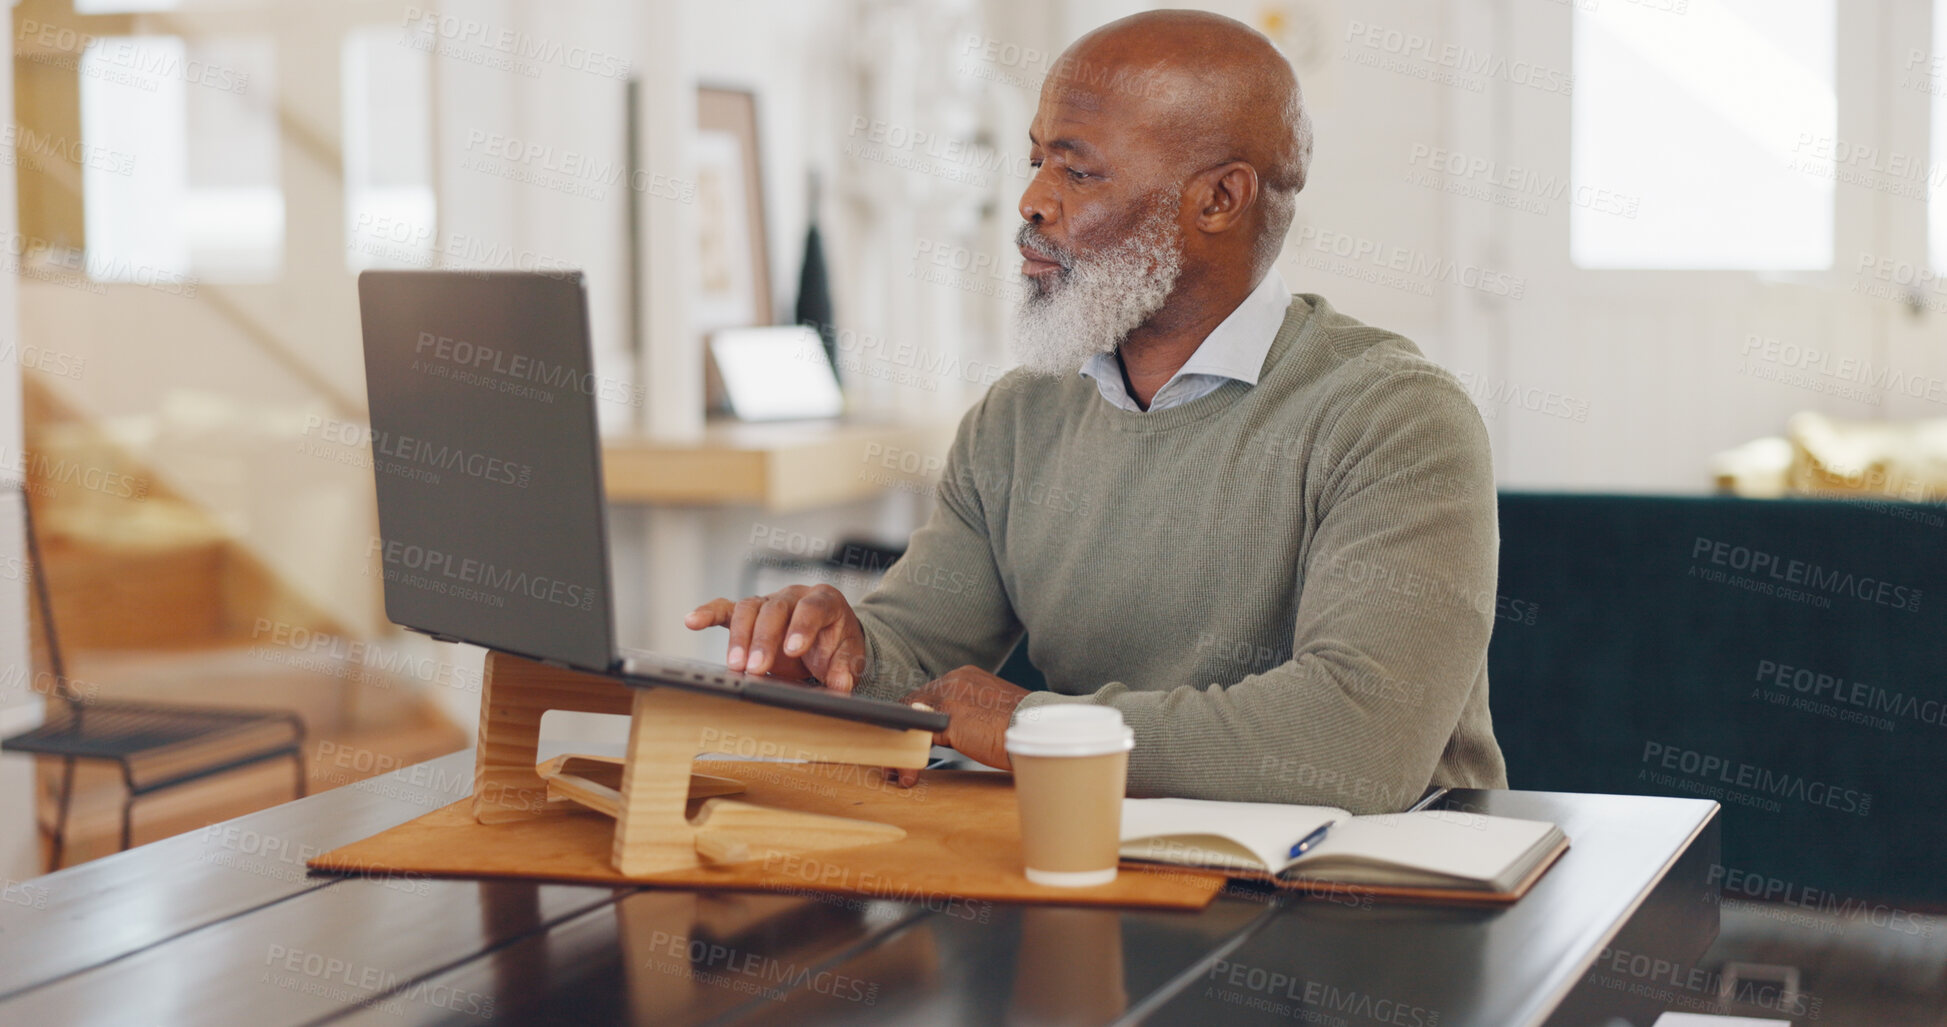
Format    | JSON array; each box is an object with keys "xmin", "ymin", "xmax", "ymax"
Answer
[{"xmin": 355, "ymin": 269, "xmax": 947, "ymax": 734}]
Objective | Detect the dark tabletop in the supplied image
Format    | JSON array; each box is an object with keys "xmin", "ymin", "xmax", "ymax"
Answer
[{"xmin": 0, "ymin": 750, "xmax": 1718, "ymax": 1026}]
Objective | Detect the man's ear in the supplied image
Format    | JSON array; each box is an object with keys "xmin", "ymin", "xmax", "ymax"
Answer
[{"xmin": 1191, "ymin": 161, "xmax": 1260, "ymax": 236}]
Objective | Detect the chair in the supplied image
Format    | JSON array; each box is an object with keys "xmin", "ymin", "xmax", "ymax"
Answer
[{"xmin": 1, "ymin": 485, "xmax": 305, "ymax": 869}]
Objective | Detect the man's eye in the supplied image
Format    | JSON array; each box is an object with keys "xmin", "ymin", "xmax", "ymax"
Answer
[
  {"xmin": 1029, "ymin": 159, "xmax": 1042, "ymax": 170},
  {"xmin": 1067, "ymin": 168, "xmax": 1090, "ymax": 181}
]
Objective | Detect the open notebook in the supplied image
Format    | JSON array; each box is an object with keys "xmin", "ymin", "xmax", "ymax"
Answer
[{"xmin": 1120, "ymin": 798, "xmax": 1568, "ymax": 900}]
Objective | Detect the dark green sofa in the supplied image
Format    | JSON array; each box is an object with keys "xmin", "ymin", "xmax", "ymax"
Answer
[{"xmin": 1490, "ymin": 492, "xmax": 1947, "ymax": 907}]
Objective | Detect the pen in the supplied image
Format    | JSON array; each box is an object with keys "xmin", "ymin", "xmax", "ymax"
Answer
[
  {"xmin": 1406, "ymin": 786, "xmax": 1451, "ymax": 813},
  {"xmin": 1287, "ymin": 822, "xmax": 1332, "ymax": 860}
]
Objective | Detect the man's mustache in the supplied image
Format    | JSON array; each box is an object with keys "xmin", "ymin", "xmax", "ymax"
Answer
[{"xmin": 1016, "ymin": 224, "xmax": 1075, "ymax": 273}]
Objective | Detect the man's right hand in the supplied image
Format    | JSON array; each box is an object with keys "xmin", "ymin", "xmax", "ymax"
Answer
[{"xmin": 683, "ymin": 584, "xmax": 869, "ymax": 694}]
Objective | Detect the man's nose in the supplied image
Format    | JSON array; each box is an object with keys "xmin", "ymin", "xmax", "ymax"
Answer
[{"xmin": 1018, "ymin": 174, "xmax": 1057, "ymax": 225}]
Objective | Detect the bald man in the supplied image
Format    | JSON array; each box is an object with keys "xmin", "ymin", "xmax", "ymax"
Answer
[{"xmin": 688, "ymin": 10, "xmax": 1507, "ymax": 813}]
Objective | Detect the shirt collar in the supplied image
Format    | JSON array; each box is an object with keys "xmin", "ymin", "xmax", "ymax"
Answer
[{"xmin": 1078, "ymin": 268, "xmax": 1291, "ymax": 411}]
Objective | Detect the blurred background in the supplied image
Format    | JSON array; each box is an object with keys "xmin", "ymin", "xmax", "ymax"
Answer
[{"xmin": 0, "ymin": 0, "xmax": 1941, "ymax": 1018}]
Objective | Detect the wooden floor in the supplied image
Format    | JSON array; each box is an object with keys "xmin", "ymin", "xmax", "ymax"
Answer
[{"xmin": 1682, "ymin": 899, "xmax": 1947, "ymax": 1024}]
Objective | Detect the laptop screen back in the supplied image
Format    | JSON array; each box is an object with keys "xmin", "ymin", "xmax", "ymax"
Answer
[{"xmin": 356, "ymin": 270, "xmax": 616, "ymax": 672}]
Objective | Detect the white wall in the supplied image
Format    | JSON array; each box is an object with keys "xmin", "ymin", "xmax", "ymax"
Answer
[
  {"xmin": 0, "ymin": 30, "xmax": 40, "ymax": 882},
  {"xmin": 1056, "ymin": 0, "xmax": 1944, "ymax": 495}
]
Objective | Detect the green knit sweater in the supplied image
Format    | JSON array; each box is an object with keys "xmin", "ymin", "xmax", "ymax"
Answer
[{"xmin": 852, "ymin": 293, "xmax": 1508, "ymax": 814}]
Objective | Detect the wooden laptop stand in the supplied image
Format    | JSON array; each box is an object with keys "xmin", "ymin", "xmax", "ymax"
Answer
[{"xmin": 470, "ymin": 651, "xmax": 934, "ymax": 876}]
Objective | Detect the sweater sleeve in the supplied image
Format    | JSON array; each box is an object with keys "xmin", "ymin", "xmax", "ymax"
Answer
[
  {"xmin": 850, "ymin": 393, "xmax": 1025, "ymax": 701},
  {"xmin": 1014, "ymin": 367, "xmax": 1498, "ymax": 814}
]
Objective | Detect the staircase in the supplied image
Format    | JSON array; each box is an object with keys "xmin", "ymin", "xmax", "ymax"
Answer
[{"xmin": 19, "ymin": 365, "xmax": 470, "ymax": 872}]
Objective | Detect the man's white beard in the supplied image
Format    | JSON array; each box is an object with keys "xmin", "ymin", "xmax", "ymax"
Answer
[{"xmin": 1011, "ymin": 197, "xmax": 1184, "ymax": 378}]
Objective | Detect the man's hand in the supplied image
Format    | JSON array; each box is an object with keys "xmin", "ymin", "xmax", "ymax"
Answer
[
  {"xmin": 889, "ymin": 666, "xmax": 1030, "ymax": 786},
  {"xmin": 684, "ymin": 584, "xmax": 868, "ymax": 693}
]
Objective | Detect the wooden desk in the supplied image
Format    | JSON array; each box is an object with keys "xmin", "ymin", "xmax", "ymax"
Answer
[
  {"xmin": 602, "ymin": 418, "xmax": 959, "ymax": 512},
  {"xmin": 0, "ymin": 751, "xmax": 1718, "ymax": 1026}
]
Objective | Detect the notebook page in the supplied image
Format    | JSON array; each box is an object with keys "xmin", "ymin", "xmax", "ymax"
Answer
[
  {"xmin": 1289, "ymin": 811, "xmax": 1557, "ymax": 884},
  {"xmin": 1120, "ymin": 798, "xmax": 1348, "ymax": 872}
]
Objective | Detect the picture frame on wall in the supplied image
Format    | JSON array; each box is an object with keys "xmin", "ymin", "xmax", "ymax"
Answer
[{"xmin": 693, "ymin": 85, "xmax": 772, "ymax": 335}]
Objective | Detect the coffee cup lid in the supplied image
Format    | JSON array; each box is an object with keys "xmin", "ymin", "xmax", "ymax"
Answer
[{"xmin": 1005, "ymin": 704, "xmax": 1135, "ymax": 758}]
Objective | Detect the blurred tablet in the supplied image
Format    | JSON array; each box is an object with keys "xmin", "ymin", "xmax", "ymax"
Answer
[{"xmin": 709, "ymin": 325, "xmax": 844, "ymax": 421}]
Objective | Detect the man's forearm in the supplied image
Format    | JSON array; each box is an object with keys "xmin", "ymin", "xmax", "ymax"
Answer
[{"xmin": 1014, "ymin": 643, "xmax": 1485, "ymax": 814}]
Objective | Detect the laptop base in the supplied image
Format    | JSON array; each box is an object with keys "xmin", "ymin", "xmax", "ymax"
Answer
[{"xmin": 616, "ymin": 650, "xmax": 947, "ymax": 733}]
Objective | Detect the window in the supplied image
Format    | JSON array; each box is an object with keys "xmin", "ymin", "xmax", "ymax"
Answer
[
  {"xmin": 74, "ymin": 0, "xmax": 180, "ymax": 12},
  {"xmin": 343, "ymin": 27, "xmax": 435, "ymax": 271},
  {"xmin": 80, "ymin": 35, "xmax": 281, "ymax": 281},
  {"xmin": 1930, "ymin": 0, "xmax": 1947, "ymax": 269},
  {"xmin": 1571, "ymin": 0, "xmax": 1836, "ymax": 270}
]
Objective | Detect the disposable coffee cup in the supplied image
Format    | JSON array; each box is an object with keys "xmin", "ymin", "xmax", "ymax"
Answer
[{"xmin": 1006, "ymin": 705, "xmax": 1135, "ymax": 887}]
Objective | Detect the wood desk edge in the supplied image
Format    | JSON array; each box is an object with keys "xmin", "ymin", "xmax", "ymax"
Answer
[
  {"xmin": 602, "ymin": 418, "xmax": 961, "ymax": 511},
  {"xmin": 1514, "ymin": 795, "xmax": 1721, "ymax": 1027}
]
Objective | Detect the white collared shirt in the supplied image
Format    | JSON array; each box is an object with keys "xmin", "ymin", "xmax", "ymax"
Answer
[{"xmin": 1079, "ymin": 269, "xmax": 1292, "ymax": 413}]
